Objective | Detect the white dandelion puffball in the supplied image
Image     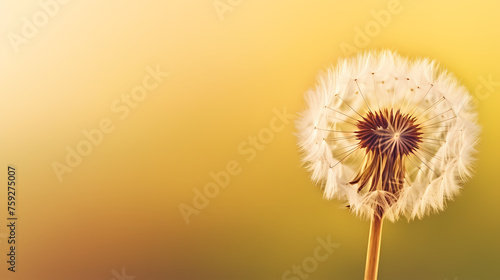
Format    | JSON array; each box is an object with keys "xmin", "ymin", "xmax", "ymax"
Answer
[{"xmin": 297, "ymin": 50, "xmax": 480, "ymax": 221}]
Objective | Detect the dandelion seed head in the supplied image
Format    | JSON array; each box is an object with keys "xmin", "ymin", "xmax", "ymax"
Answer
[{"xmin": 296, "ymin": 50, "xmax": 480, "ymax": 221}]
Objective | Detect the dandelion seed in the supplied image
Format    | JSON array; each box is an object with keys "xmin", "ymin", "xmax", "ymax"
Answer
[{"xmin": 296, "ymin": 50, "xmax": 480, "ymax": 280}]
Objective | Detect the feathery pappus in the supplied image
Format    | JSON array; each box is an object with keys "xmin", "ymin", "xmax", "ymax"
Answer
[{"xmin": 296, "ymin": 50, "xmax": 480, "ymax": 222}]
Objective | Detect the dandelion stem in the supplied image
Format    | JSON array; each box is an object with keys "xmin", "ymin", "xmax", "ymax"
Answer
[{"xmin": 364, "ymin": 213, "xmax": 384, "ymax": 280}]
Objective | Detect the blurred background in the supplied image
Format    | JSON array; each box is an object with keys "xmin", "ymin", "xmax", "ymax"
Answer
[{"xmin": 0, "ymin": 0, "xmax": 499, "ymax": 279}]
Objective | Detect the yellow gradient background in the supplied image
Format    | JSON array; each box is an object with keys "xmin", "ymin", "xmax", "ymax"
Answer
[{"xmin": 1, "ymin": 1, "xmax": 499, "ymax": 279}]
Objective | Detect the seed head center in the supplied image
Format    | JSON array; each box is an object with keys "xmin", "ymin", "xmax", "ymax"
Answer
[{"xmin": 355, "ymin": 109, "xmax": 422, "ymax": 157}]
